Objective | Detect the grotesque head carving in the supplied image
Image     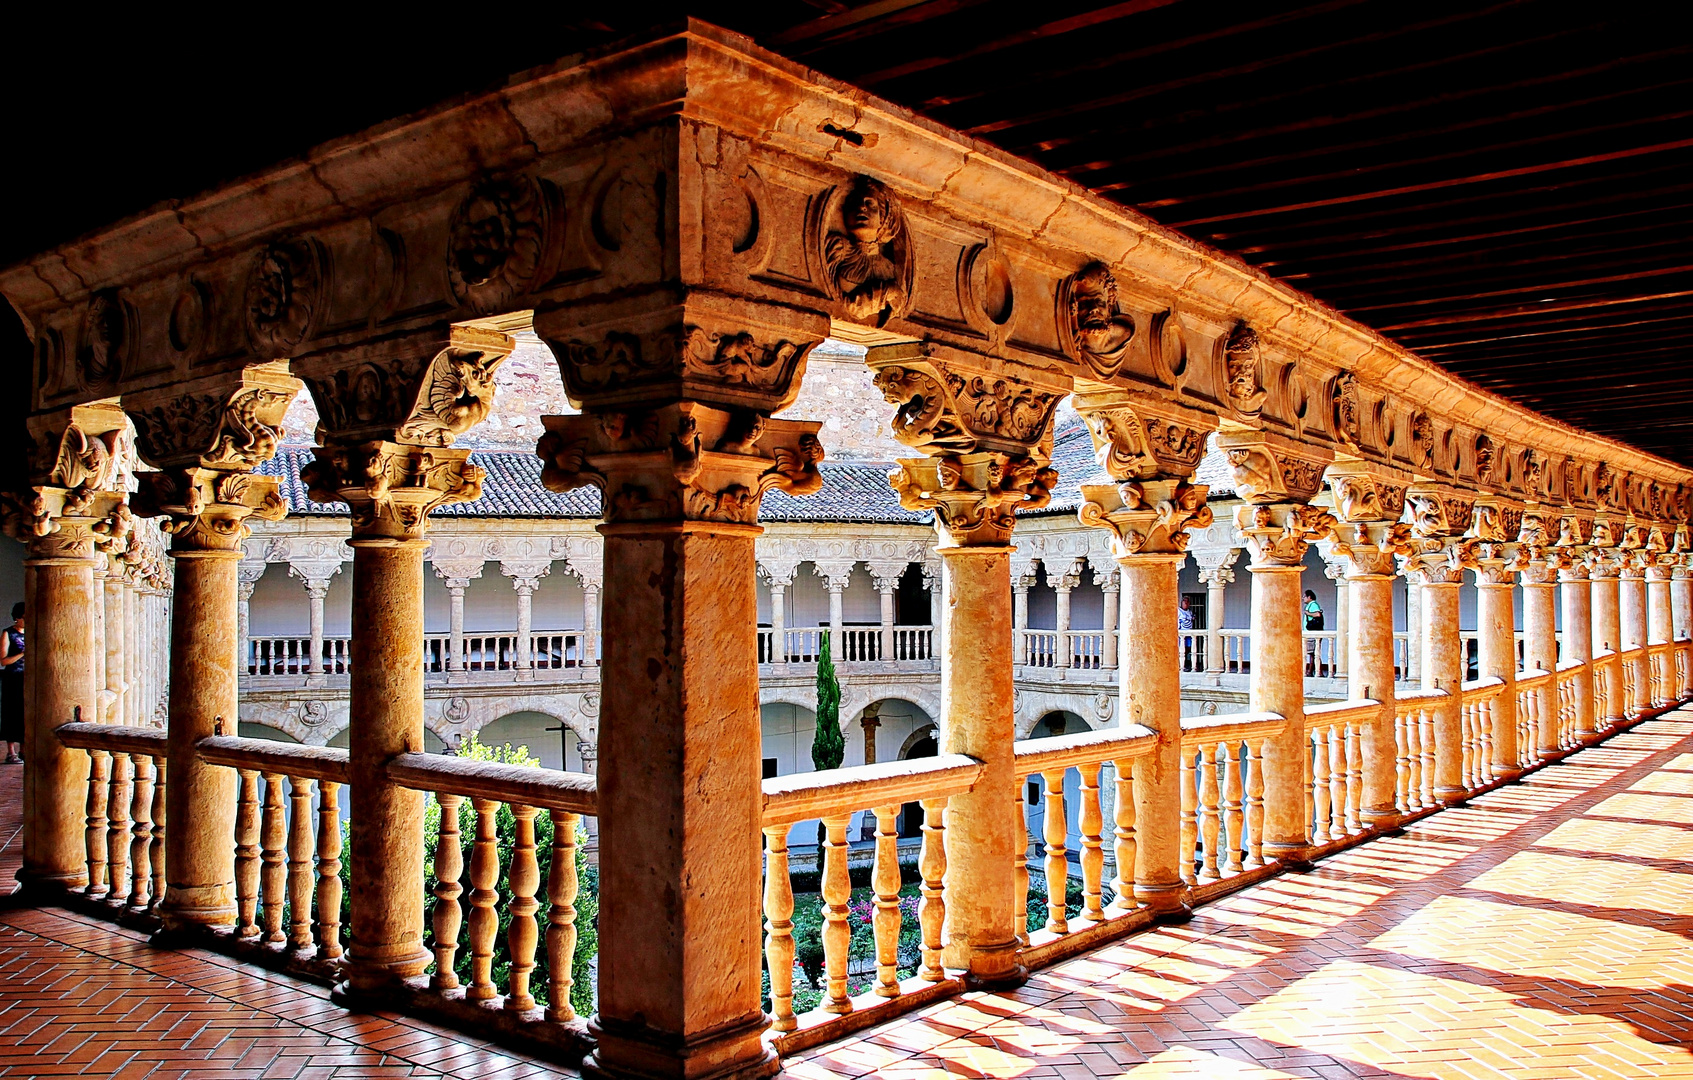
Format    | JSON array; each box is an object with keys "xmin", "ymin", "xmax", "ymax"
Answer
[
  {"xmin": 245, "ymin": 238, "xmax": 320, "ymax": 355},
  {"xmin": 447, "ymin": 176, "xmax": 544, "ymax": 312},
  {"xmin": 1223, "ymin": 324, "xmax": 1266, "ymax": 418},
  {"xmin": 1474, "ymin": 434, "xmax": 1496, "ymax": 483},
  {"xmin": 1059, "ymin": 261, "xmax": 1135, "ymax": 378}
]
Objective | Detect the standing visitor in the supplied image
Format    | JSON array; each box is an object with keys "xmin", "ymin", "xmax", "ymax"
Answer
[
  {"xmin": 1, "ymin": 603, "xmax": 23, "ymax": 764},
  {"xmin": 1177, "ymin": 595, "xmax": 1195, "ymax": 669},
  {"xmin": 1303, "ymin": 589, "xmax": 1325, "ymax": 676}
]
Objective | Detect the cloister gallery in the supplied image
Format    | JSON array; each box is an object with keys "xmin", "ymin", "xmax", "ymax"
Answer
[{"xmin": 2, "ymin": 9, "xmax": 1691, "ymax": 1080}]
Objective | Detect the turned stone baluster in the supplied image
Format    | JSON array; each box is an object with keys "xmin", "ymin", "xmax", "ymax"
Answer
[
  {"xmin": 315, "ymin": 782, "xmax": 343, "ymax": 960},
  {"xmin": 128, "ymin": 755, "xmax": 155, "ymax": 913},
  {"xmin": 505, "ymin": 804, "xmax": 541, "ymax": 1012},
  {"xmin": 287, "ymin": 777, "xmax": 315, "ymax": 950},
  {"xmin": 234, "ymin": 770, "xmax": 261, "ymax": 937},
  {"xmin": 1109, "ymin": 760, "xmax": 1137, "ymax": 913},
  {"xmin": 1179, "ymin": 750, "xmax": 1197, "ymax": 887},
  {"xmin": 918, "ymin": 798, "xmax": 947, "ymax": 981},
  {"xmin": 763, "ymin": 824, "xmax": 796, "ymax": 1028},
  {"xmin": 1328, "ymin": 727, "xmax": 1347, "ymax": 839},
  {"xmin": 1013, "ymin": 790, "xmax": 1029, "ymax": 948},
  {"xmin": 466, "ymin": 798, "xmax": 501, "ymax": 1001},
  {"xmin": 1198, "ymin": 746, "xmax": 1221, "ymax": 882},
  {"xmin": 106, "ymin": 753, "xmax": 132, "ymax": 903},
  {"xmin": 1310, "ymin": 730, "xmax": 1332, "ymax": 844},
  {"xmin": 149, "ymin": 760, "xmax": 166, "ymax": 916},
  {"xmin": 431, "ymin": 794, "xmax": 465, "ymax": 990},
  {"xmin": 1222, "ymin": 744, "xmax": 1244, "ymax": 875},
  {"xmin": 547, "ymin": 810, "xmax": 581, "ymax": 1023},
  {"xmin": 1041, "ymin": 769, "xmax": 1069, "ymax": 934},
  {"xmin": 1245, "ymin": 741, "xmax": 1266, "ymax": 868},
  {"xmin": 1345, "ymin": 724, "xmax": 1363, "ymax": 833},
  {"xmin": 85, "ymin": 750, "xmax": 111, "ymax": 899},
  {"xmin": 260, "ymin": 773, "xmax": 287, "ymax": 943},
  {"xmin": 872, "ymin": 805, "xmax": 902, "ymax": 998},
  {"xmin": 820, "ymin": 813, "xmax": 853, "ymax": 1014},
  {"xmin": 1077, "ymin": 764, "xmax": 1104, "ymax": 923}
]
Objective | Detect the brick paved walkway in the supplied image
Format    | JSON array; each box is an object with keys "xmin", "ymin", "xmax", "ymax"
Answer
[
  {"xmin": 5, "ymin": 715, "xmax": 1693, "ymax": 1079},
  {"xmin": 788, "ymin": 710, "xmax": 1693, "ymax": 1080}
]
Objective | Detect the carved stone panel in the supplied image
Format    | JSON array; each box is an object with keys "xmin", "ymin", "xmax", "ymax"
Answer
[{"xmin": 820, "ymin": 176, "xmax": 913, "ymax": 328}]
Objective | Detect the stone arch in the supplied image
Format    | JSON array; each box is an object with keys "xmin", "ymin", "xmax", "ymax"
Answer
[
  {"xmin": 840, "ymin": 683, "xmax": 940, "ymax": 734},
  {"xmin": 328, "ymin": 725, "xmax": 447, "ymax": 754},
  {"xmin": 236, "ymin": 721, "xmax": 300, "ymax": 743},
  {"xmin": 475, "ymin": 709, "xmax": 581, "ymax": 772},
  {"xmin": 1030, "ymin": 709, "xmax": 1091, "ymax": 740},
  {"xmin": 898, "ymin": 723, "xmax": 938, "ymax": 760}
]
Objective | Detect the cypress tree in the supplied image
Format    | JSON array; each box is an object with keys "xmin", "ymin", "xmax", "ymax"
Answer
[{"xmin": 811, "ymin": 630, "xmax": 844, "ymax": 772}]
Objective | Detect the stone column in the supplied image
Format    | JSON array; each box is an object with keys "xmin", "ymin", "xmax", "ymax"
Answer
[
  {"xmin": 1519, "ymin": 557, "xmax": 1558, "ymax": 755},
  {"xmin": 1074, "ymin": 391, "xmax": 1217, "ymax": 915},
  {"xmin": 581, "ymin": 580, "xmax": 602, "ymax": 667},
  {"xmin": 1469, "ymin": 496, "xmax": 1524, "ymax": 778},
  {"xmin": 763, "ymin": 562, "xmax": 795, "ymax": 670},
  {"xmin": 817, "ymin": 562, "xmax": 852, "ymax": 661},
  {"xmin": 236, "ymin": 559, "xmax": 266, "ymax": 679},
  {"xmin": 127, "ymin": 370, "xmax": 301, "ymax": 930},
  {"xmin": 124, "ymin": 578, "xmax": 141, "ymax": 725},
  {"xmin": 1589, "ymin": 534, "xmax": 1625, "ymax": 726},
  {"xmin": 1555, "ymin": 511, "xmax": 1596, "ymax": 737},
  {"xmin": 1327, "ymin": 462, "xmax": 1413, "ymax": 828},
  {"xmin": 1218, "ymin": 430, "xmax": 1334, "ymax": 864},
  {"xmin": 289, "ymin": 561, "xmax": 340, "ymax": 679},
  {"xmin": 1674, "ymin": 558, "xmax": 1693, "ymax": 644},
  {"xmin": 503, "ymin": 561, "xmax": 550, "ymax": 679},
  {"xmin": 432, "ymin": 560, "xmax": 483, "ymax": 676},
  {"xmin": 298, "ymin": 326, "xmax": 514, "ymax": 992},
  {"xmin": 868, "ymin": 347, "xmax": 1066, "ymax": 988},
  {"xmin": 1322, "ymin": 549, "xmax": 1351, "ymax": 679},
  {"xmin": 1097, "ymin": 566, "xmax": 1120, "ymax": 671},
  {"xmin": 1620, "ymin": 545, "xmax": 1650, "ymax": 717},
  {"xmin": 1193, "ymin": 550, "xmax": 1238, "ymax": 677},
  {"xmin": 1053, "ymin": 560, "xmax": 1080, "ymax": 671},
  {"xmin": 925, "ymin": 563, "xmax": 944, "ymax": 662},
  {"xmin": 17, "ymin": 408, "xmax": 130, "ymax": 892},
  {"xmin": 1405, "ymin": 484, "xmax": 1477, "ymax": 803},
  {"xmin": 861, "ymin": 702, "xmax": 881, "ymax": 765},
  {"xmin": 1405, "ymin": 578, "xmax": 1422, "ymax": 684},
  {"xmin": 869, "ymin": 562, "xmax": 903, "ymax": 662},
  {"xmin": 103, "ymin": 558, "xmax": 128, "ymax": 724},
  {"xmin": 1011, "ymin": 569, "xmax": 1032, "ymax": 666}
]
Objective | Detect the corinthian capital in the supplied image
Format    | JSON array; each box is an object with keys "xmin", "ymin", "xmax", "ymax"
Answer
[
  {"xmin": 18, "ymin": 402, "xmax": 133, "ymax": 559},
  {"xmin": 302, "ymin": 442, "xmax": 486, "ymax": 542},
  {"xmin": 890, "ymin": 452, "xmax": 1055, "ymax": 548},
  {"xmin": 1078, "ymin": 479, "xmax": 1211, "ymax": 559},
  {"xmin": 537, "ymin": 401, "xmax": 824, "ymax": 529},
  {"xmin": 135, "ymin": 468, "xmax": 287, "ymax": 552},
  {"xmin": 1234, "ymin": 503, "xmax": 1336, "ymax": 568}
]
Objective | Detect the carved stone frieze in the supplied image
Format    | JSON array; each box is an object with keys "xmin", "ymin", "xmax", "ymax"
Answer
[
  {"xmin": 1409, "ymin": 411, "xmax": 1435, "ymax": 471},
  {"xmin": 868, "ymin": 342, "xmax": 1065, "ymax": 459},
  {"xmin": 821, "ymin": 176, "xmax": 912, "ymax": 327},
  {"xmin": 1216, "ymin": 430, "xmax": 1332, "ymax": 505},
  {"xmin": 1234, "ymin": 502, "xmax": 1336, "ymax": 568},
  {"xmin": 1078, "ymin": 479, "xmax": 1212, "ymax": 560},
  {"xmin": 1474, "ymin": 434, "xmax": 1497, "ymax": 486},
  {"xmin": 1057, "ymin": 262, "xmax": 1135, "ymax": 380},
  {"xmin": 301, "ymin": 442, "xmax": 486, "ymax": 541},
  {"xmin": 79, "ymin": 289, "xmax": 130, "ymax": 392},
  {"xmin": 1332, "ymin": 371, "xmax": 1362, "ymax": 450},
  {"xmin": 889, "ymin": 451, "xmax": 1055, "ymax": 548},
  {"xmin": 536, "ymin": 402, "xmax": 824, "ymax": 528},
  {"xmin": 128, "ymin": 366, "xmax": 301, "ymax": 472},
  {"xmin": 305, "ymin": 329, "xmax": 513, "ymax": 447}
]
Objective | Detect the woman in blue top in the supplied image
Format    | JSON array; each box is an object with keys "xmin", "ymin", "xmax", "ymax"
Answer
[{"xmin": 1, "ymin": 602, "xmax": 23, "ymax": 764}]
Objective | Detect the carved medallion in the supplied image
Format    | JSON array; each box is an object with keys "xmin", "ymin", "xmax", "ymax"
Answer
[
  {"xmin": 1410, "ymin": 411, "xmax": 1435, "ymax": 469},
  {"xmin": 822, "ymin": 176, "xmax": 912, "ymax": 327},
  {"xmin": 1222, "ymin": 324, "xmax": 1267, "ymax": 419},
  {"xmin": 244, "ymin": 237, "xmax": 321, "ymax": 355},
  {"xmin": 1474, "ymin": 434, "xmax": 1496, "ymax": 484},
  {"xmin": 1057, "ymin": 261, "xmax": 1135, "ymax": 379},
  {"xmin": 446, "ymin": 175, "xmax": 546, "ymax": 312},
  {"xmin": 79, "ymin": 290, "xmax": 129, "ymax": 390}
]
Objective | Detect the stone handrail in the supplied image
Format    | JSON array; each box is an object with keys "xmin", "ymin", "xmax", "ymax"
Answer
[
  {"xmin": 57, "ymin": 722, "xmax": 167, "ymax": 757},
  {"xmin": 1303, "ymin": 699, "xmax": 1382, "ymax": 731},
  {"xmin": 198, "ymin": 735, "xmax": 351, "ymax": 785},
  {"xmin": 760, "ymin": 754, "xmax": 982, "ymax": 827},
  {"xmin": 1461, "ymin": 676, "xmax": 1507, "ymax": 699},
  {"xmin": 1395, "ymin": 688, "xmax": 1449, "ymax": 707},
  {"xmin": 1516, "ymin": 668, "xmax": 1554, "ymax": 691},
  {"xmin": 1012, "ymin": 723, "xmax": 1157, "ymax": 778},
  {"xmin": 386, "ymin": 752, "xmax": 598, "ymax": 816},
  {"xmin": 1179, "ymin": 711, "xmax": 1287, "ymax": 749}
]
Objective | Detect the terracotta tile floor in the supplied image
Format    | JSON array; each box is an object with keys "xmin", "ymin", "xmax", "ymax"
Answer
[
  {"xmin": 5, "ymin": 714, "xmax": 1693, "ymax": 1079},
  {"xmin": 788, "ymin": 711, "xmax": 1693, "ymax": 1080}
]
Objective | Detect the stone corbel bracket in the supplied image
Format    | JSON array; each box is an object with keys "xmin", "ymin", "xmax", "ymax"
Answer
[
  {"xmin": 866, "ymin": 340, "xmax": 1069, "ymax": 459},
  {"xmin": 1078, "ymin": 479, "xmax": 1212, "ymax": 560},
  {"xmin": 1071, "ymin": 383, "xmax": 1216, "ymax": 485},
  {"xmin": 536, "ymin": 400, "xmax": 824, "ymax": 528},
  {"xmin": 1216, "ymin": 429, "xmax": 1333, "ymax": 507}
]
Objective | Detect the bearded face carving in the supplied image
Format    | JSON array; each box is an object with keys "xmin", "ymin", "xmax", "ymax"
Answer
[
  {"xmin": 823, "ymin": 176, "xmax": 912, "ymax": 327},
  {"xmin": 1059, "ymin": 261, "xmax": 1135, "ymax": 378},
  {"xmin": 1222, "ymin": 324, "xmax": 1266, "ymax": 418}
]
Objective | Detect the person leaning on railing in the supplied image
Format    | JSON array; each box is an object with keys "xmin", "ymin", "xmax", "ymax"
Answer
[{"xmin": 1, "ymin": 602, "xmax": 24, "ymax": 765}]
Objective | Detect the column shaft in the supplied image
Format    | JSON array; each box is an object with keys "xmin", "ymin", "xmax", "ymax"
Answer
[
  {"xmin": 1592, "ymin": 571, "xmax": 1623, "ymax": 723},
  {"xmin": 307, "ymin": 586, "xmax": 326, "ymax": 676},
  {"xmin": 1249, "ymin": 565, "xmax": 1309, "ymax": 859},
  {"xmin": 1422, "ymin": 581, "xmax": 1465, "ymax": 801},
  {"xmin": 879, "ymin": 586, "xmax": 895, "ymax": 661},
  {"xmin": 1477, "ymin": 582, "xmax": 1519, "ymax": 776},
  {"xmin": 160, "ymin": 547, "xmax": 242, "ymax": 929},
  {"xmin": 1101, "ymin": 583, "xmax": 1120, "ymax": 671},
  {"xmin": 769, "ymin": 583, "xmax": 786, "ymax": 666},
  {"xmin": 345, "ymin": 540, "xmax": 431, "ymax": 987},
  {"xmin": 1621, "ymin": 570, "xmax": 1649, "ymax": 715},
  {"xmin": 1118, "ymin": 556, "xmax": 1186, "ymax": 914},
  {"xmin": 1348, "ymin": 573, "xmax": 1398, "ymax": 825},
  {"xmin": 21, "ymin": 555, "xmax": 98, "ymax": 889},
  {"xmin": 1205, "ymin": 579, "xmax": 1226, "ymax": 674},
  {"xmin": 104, "ymin": 573, "xmax": 126, "ymax": 723},
  {"xmin": 1054, "ymin": 584, "xmax": 1073, "ymax": 670},
  {"xmin": 447, "ymin": 586, "xmax": 466, "ymax": 672},
  {"xmin": 1560, "ymin": 568, "xmax": 1595, "ymax": 736}
]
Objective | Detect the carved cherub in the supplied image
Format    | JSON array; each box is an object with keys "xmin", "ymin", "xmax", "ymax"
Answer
[{"xmin": 825, "ymin": 177, "xmax": 908, "ymax": 326}]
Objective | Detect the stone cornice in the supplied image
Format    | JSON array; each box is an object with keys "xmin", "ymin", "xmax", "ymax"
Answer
[{"xmin": 6, "ymin": 20, "xmax": 1688, "ymax": 499}]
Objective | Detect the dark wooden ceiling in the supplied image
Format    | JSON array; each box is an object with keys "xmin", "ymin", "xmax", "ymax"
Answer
[{"xmin": 5, "ymin": 2, "xmax": 1689, "ymax": 464}]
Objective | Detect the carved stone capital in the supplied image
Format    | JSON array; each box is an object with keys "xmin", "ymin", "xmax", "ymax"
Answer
[
  {"xmin": 132, "ymin": 468, "xmax": 286, "ymax": 553},
  {"xmin": 1216, "ymin": 430, "xmax": 1332, "ymax": 506},
  {"xmin": 1234, "ymin": 502, "xmax": 1336, "ymax": 568},
  {"xmin": 1471, "ymin": 543, "xmax": 1528, "ymax": 586},
  {"xmin": 537, "ymin": 300, "xmax": 824, "ymax": 415},
  {"xmin": 893, "ymin": 452, "xmax": 1055, "ymax": 549},
  {"xmin": 23, "ymin": 490, "xmax": 127, "ymax": 562},
  {"xmin": 127, "ymin": 364, "xmax": 301, "ymax": 472},
  {"xmin": 1405, "ymin": 484, "xmax": 1475, "ymax": 545},
  {"xmin": 1078, "ymin": 479, "xmax": 1212, "ymax": 560},
  {"xmin": 1325, "ymin": 460, "xmax": 1410, "ymax": 526},
  {"xmin": 288, "ymin": 560, "xmax": 343, "ymax": 595},
  {"xmin": 867, "ymin": 561, "xmax": 907, "ymax": 594},
  {"xmin": 432, "ymin": 559, "xmax": 485, "ymax": 588},
  {"xmin": 302, "ymin": 442, "xmax": 485, "ymax": 542},
  {"xmin": 1071, "ymin": 388, "xmax": 1215, "ymax": 484},
  {"xmin": 1467, "ymin": 496, "xmax": 1524, "ymax": 545},
  {"xmin": 868, "ymin": 342, "xmax": 1066, "ymax": 459},
  {"xmin": 1192, "ymin": 547, "xmax": 1240, "ymax": 586},
  {"xmin": 501, "ymin": 560, "xmax": 551, "ymax": 592},
  {"xmin": 1329, "ymin": 520, "xmax": 1411, "ymax": 578},
  {"xmin": 537, "ymin": 402, "xmax": 824, "ymax": 529},
  {"xmin": 1400, "ymin": 543, "xmax": 1474, "ymax": 586},
  {"xmin": 758, "ymin": 560, "xmax": 800, "ymax": 589},
  {"xmin": 1519, "ymin": 560, "xmax": 1557, "ymax": 587}
]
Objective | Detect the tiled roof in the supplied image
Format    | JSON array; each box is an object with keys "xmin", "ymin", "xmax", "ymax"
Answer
[{"xmin": 258, "ymin": 448, "xmax": 929, "ymax": 525}]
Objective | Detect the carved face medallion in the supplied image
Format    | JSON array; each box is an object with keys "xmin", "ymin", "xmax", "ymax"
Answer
[
  {"xmin": 244, "ymin": 238, "xmax": 320, "ymax": 355},
  {"xmin": 1222, "ymin": 325, "xmax": 1266, "ymax": 419},
  {"xmin": 1059, "ymin": 262, "xmax": 1135, "ymax": 378},
  {"xmin": 446, "ymin": 176, "xmax": 544, "ymax": 312},
  {"xmin": 79, "ymin": 291, "xmax": 127, "ymax": 390},
  {"xmin": 822, "ymin": 176, "xmax": 911, "ymax": 327}
]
